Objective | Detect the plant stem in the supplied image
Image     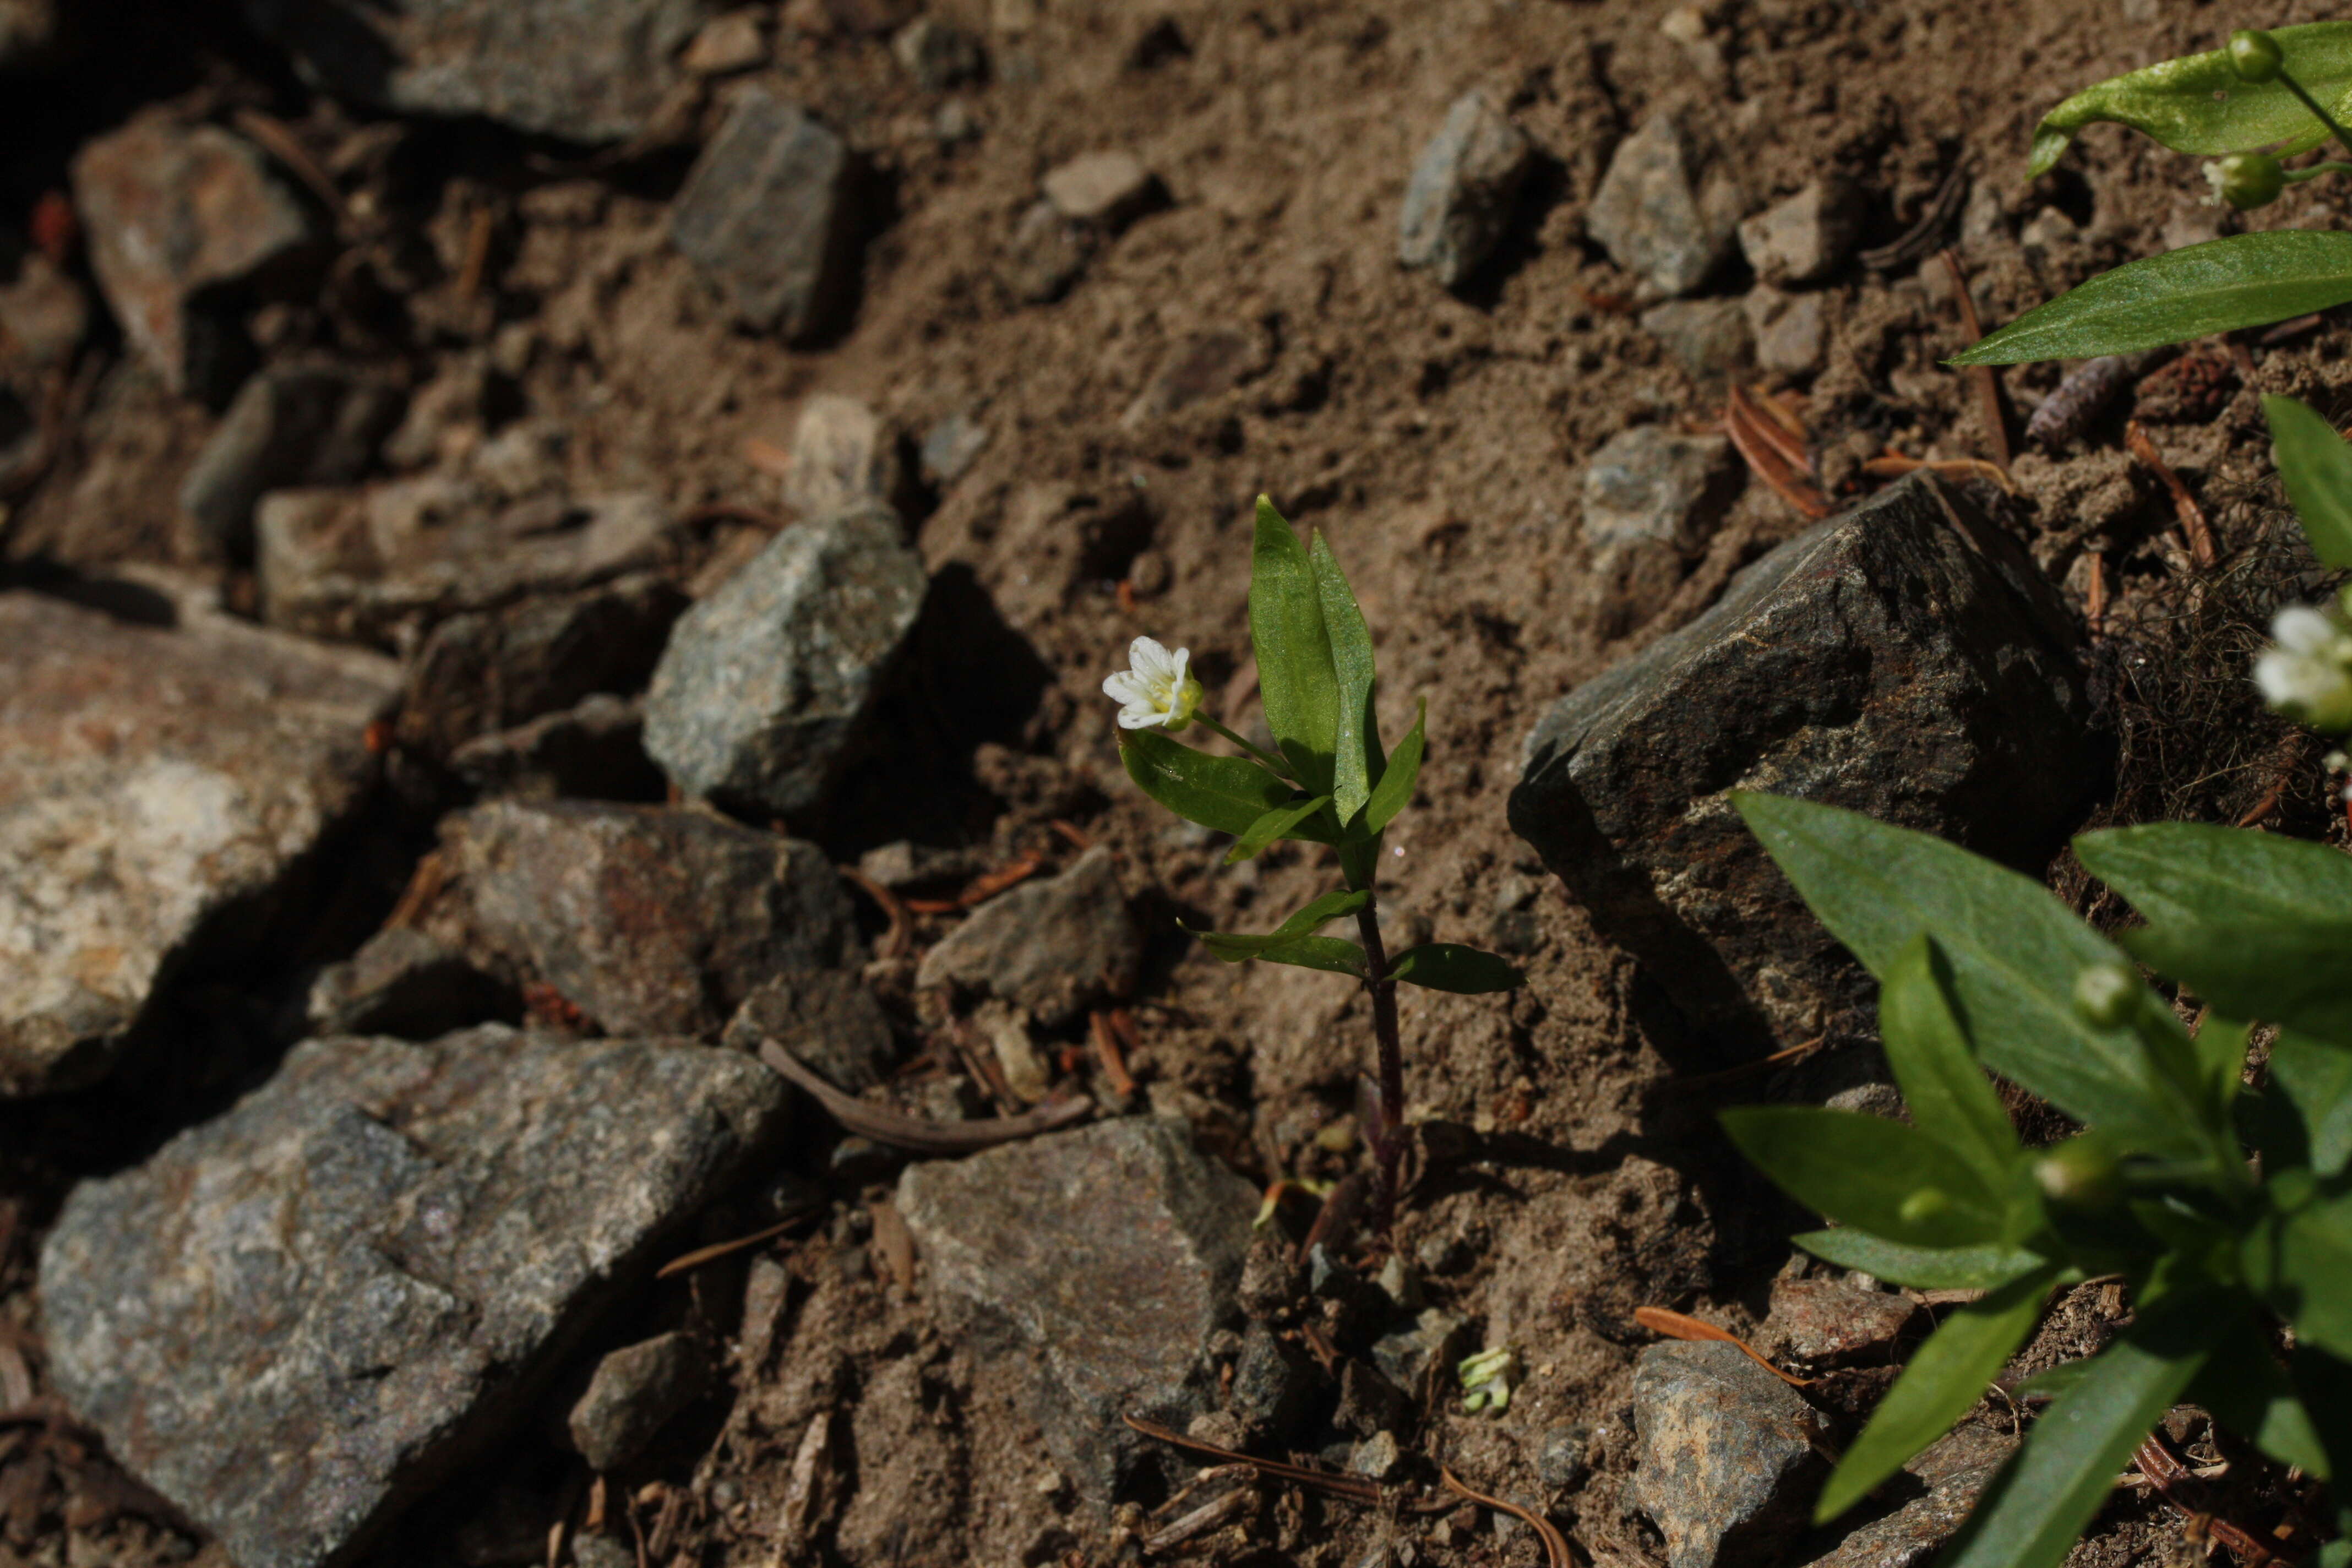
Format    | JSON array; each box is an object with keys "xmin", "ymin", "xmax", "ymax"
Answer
[
  {"xmin": 1194, "ymin": 714, "xmax": 1294, "ymax": 779},
  {"xmin": 2283, "ymin": 160, "xmax": 2352, "ymax": 186},
  {"xmin": 2277, "ymin": 69, "xmax": 2352, "ymax": 160},
  {"xmin": 1353, "ymin": 889, "xmax": 1406, "ymax": 1236}
]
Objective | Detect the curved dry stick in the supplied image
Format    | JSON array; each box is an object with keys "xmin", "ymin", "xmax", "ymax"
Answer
[
  {"xmin": 1633, "ymin": 1306, "xmax": 1814, "ymax": 1388},
  {"xmin": 1439, "ymin": 1466, "xmax": 1577, "ymax": 1568},
  {"xmin": 758, "ymin": 1039, "xmax": 1091, "ymax": 1156}
]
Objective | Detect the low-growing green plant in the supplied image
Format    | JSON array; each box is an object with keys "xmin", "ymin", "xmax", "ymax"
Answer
[
  {"xmin": 1108, "ymin": 497, "xmax": 1523, "ymax": 1218},
  {"xmin": 1723, "ymin": 422, "xmax": 2352, "ymax": 1567}
]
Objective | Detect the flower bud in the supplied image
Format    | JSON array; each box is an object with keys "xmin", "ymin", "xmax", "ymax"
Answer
[
  {"xmin": 2034, "ymin": 1135, "xmax": 2124, "ymax": 1211},
  {"xmin": 2217, "ymin": 152, "xmax": 2286, "ymax": 211},
  {"xmin": 2229, "ymin": 29, "xmax": 2285, "ymax": 84},
  {"xmin": 2073, "ymin": 963, "xmax": 2143, "ymax": 1030},
  {"xmin": 1899, "ymin": 1187, "xmax": 1951, "ymax": 1227}
]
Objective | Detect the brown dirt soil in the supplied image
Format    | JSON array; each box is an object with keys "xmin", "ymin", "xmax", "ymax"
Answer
[{"xmin": 6, "ymin": 1, "xmax": 2352, "ymax": 1566}]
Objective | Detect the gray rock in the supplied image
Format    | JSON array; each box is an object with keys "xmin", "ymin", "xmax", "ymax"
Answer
[
  {"xmin": 1003, "ymin": 198, "xmax": 1094, "ymax": 304},
  {"xmin": 242, "ymin": 0, "xmax": 712, "ymax": 144},
  {"xmin": 896, "ymin": 1117, "xmax": 1255, "ymax": 1500},
  {"xmin": 39, "ymin": 1025, "xmax": 786, "ymax": 1568},
  {"xmin": 1333, "ymin": 1358, "xmax": 1413, "ymax": 1439},
  {"xmin": 919, "ymin": 411, "xmax": 990, "ymax": 486},
  {"xmin": 1766, "ymin": 1277, "xmax": 1917, "ymax": 1366},
  {"xmin": 1370, "ymin": 1308, "xmax": 1469, "ymax": 1396},
  {"xmin": 1397, "ymin": 90, "xmax": 1534, "ymax": 290},
  {"xmin": 444, "ymin": 799, "xmax": 857, "ymax": 1037},
  {"xmin": 257, "ymin": 481, "xmax": 672, "ymax": 649},
  {"xmin": 1586, "ymin": 110, "xmax": 1749, "ymax": 298},
  {"xmin": 1349, "ymin": 1430, "xmax": 1404, "ymax": 1480},
  {"xmin": 304, "ymin": 926, "xmax": 518, "ymax": 1040},
  {"xmin": 670, "ymin": 87, "xmax": 862, "ymax": 340},
  {"xmin": 1801, "ymin": 1427, "xmax": 2014, "ymax": 1568},
  {"xmin": 1228, "ymin": 1322, "xmax": 1322, "ymax": 1444},
  {"xmin": 71, "ymin": 115, "xmax": 319, "ymax": 401},
  {"xmin": 1580, "ymin": 424, "xmax": 1740, "ymax": 635},
  {"xmin": 1746, "ymin": 287, "xmax": 1828, "ymax": 378},
  {"xmin": 0, "ymin": 590, "xmax": 398, "ymax": 1097},
  {"xmin": 721, "ymin": 970, "xmax": 897, "ymax": 1091},
  {"xmin": 681, "ymin": 9, "xmax": 766, "ymax": 74},
  {"xmin": 1537, "ymin": 1425, "xmax": 1592, "ymax": 1494},
  {"xmin": 780, "ymin": 394, "xmax": 906, "ymax": 518},
  {"xmin": 642, "ymin": 505, "xmax": 927, "ymax": 818},
  {"xmin": 398, "ymin": 574, "xmax": 688, "ymax": 756},
  {"xmin": 569, "ymin": 1332, "xmax": 711, "ymax": 1472},
  {"xmin": 181, "ymin": 364, "xmax": 406, "ymax": 558},
  {"xmin": 1739, "ymin": 181, "xmax": 1863, "ymax": 288},
  {"xmin": 1510, "ymin": 474, "xmax": 2103, "ymax": 1053},
  {"xmin": 1641, "ymin": 297, "xmax": 1752, "ymax": 380},
  {"xmin": 914, "ymin": 846, "xmax": 1139, "ymax": 1027},
  {"xmin": 893, "ymin": 15, "xmax": 984, "ymax": 90},
  {"xmin": 1629, "ymin": 1342, "xmax": 1828, "ymax": 1568},
  {"xmin": 1042, "ymin": 150, "xmax": 1158, "ymax": 227},
  {"xmin": 449, "ymin": 694, "xmax": 668, "ymax": 802}
]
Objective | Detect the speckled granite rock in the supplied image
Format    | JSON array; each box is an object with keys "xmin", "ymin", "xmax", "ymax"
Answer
[
  {"xmin": 0, "ymin": 589, "xmax": 398, "ymax": 1096},
  {"xmin": 896, "ymin": 1117, "xmax": 1254, "ymax": 1500},
  {"xmin": 39, "ymin": 1025, "xmax": 786, "ymax": 1568},
  {"xmin": 1629, "ymin": 1341, "xmax": 1829, "ymax": 1568},
  {"xmin": 1800, "ymin": 1426, "xmax": 2014, "ymax": 1568},
  {"xmin": 914, "ymin": 846, "xmax": 1138, "ymax": 1026},
  {"xmin": 1397, "ymin": 90, "xmax": 1533, "ymax": 288}
]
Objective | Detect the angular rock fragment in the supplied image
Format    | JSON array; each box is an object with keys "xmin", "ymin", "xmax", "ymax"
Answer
[
  {"xmin": 722, "ymin": 970, "xmax": 897, "ymax": 1091},
  {"xmin": 1800, "ymin": 1426, "xmax": 2013, "ymax": 1568},
  {"xmin": 1397, "ymin": 90, "xmax": 1534, "ymax": 289},
  {"xmin": 41, "ymin": 1025, "xmax": 785, "ymax": 1568},
  {"xmin": 670, "ymin": 87, "xmax": 863, "ymax": 340},
  {"xmin": 1580, "ymin": 424, "xmax": 1739, "ymax": 634},
  {"xmin": 1641, "ymin": 297, "xmax": 1752, "ymax": 380},
  {"xmin": 1586, "ymin": 110, "xmax": 1749, "ymax": 298},
  {"xmin": 1511, "ymin": 474, "xmax": 2103, "ymax": 1053},
  {"xmin": 399, "ymin": 574, "xmax": 688, "ymax": 756},
  {"xmin": 780, "ymin": 394, "xmax": 907, "ymax": 518},
  {"xmin": 257, "ymin": 481, "xmax": 670, "ymax": 647},
  {"xmin": 1042, "ymin": 150, "xmax": 1158, "ymax": 227},
  {"xmin": 448, "ymin": 694, "xmax": 668, "ymax": 803},
  {"xmin": 1629, "ymin": 1342, "xmax": 1828, "ymax": 1568},
  {"xmin": 71, "ymin": 115, "xmax": 319, "ymax": 400},
  {"xmin": 896, "ymin": 1118, "xmax": 1255, "ymax": 1499},
  {"xmin": 919, "ymin": 411, "xmax": 990, "ymax": 486},
  {"xmin": 569, "ymin": 1332, "xmax": 712, "ymax": 1472},
  {"xmin": 303, "ymin": 925, "xmax": 519, "ymax": 1041},
  {"xmin": 242, "ymin": 0, "xmax": 712, "ymax": 145},
  {"xmin": 1121, "ymin": 328, "xmax": 1265, "ymax": 427},
  {"xmin": 682, "ymin": 9, "xmax": 767, "ymax": 74},
  {"xmin": 1746, "ymin": 287, "xmax": 1827, "ymax": 378},
  {"xmin": 1766, "ymin": 1277, "xmax": 1917, "ymax": 1365},
  {"xmin": 894, "ymin": 15, "xmax": 985, "ymax": 90},
  {"xmin": 1002, "ymin": 198, "xmax": 1094, "ymax": 303},
  {"xmin": 443, "ymin": 799, "xmax": 856, "ymax": 1038},
  {"xmin": 0, "ymin": 590, "xmax": 397, "ymax": 1097},
  {"xmin": 1739, "ymin": 180, "xmax": 1863, "ymax": 288},
  {"xmin": 914, "ymin": 846, "xmax": 1139, "ymax": 1026},
  {"xmin": 643, "ymin": 504, "xmax": 927, "ymax": 818},
  {"xmin": 179, "ymin": 363, "xmax": 406, "ymax": 558}
]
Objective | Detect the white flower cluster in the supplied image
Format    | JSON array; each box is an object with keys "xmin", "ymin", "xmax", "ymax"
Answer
[{"xmin": 2254, "ymin": 603, "xmax": 2352, "ymax": 733}]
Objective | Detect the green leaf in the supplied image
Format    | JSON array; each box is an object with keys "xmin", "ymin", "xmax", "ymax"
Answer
[
  {"xmin": 1721, "ymin": 1107, "xmax": 2006, "ymax": 1248},
  {"xmin": 1308, "ymin": 530, "xmax": 1381, "ymax": 826},
  {"xmin": 1733, "ymin": 793, "xmax": 2209, "ymax": 1158},
  {"xmin": 2245, "ymin": 1190, "xmax": 2352, "ymax": 1360},
  {"xmin": 1223, "ymin": 794, "xmax": 1333, "ymax": 865},
  {"xmin": 2266, "ymin": 394, "xmax": 2352, "ymax": 569},
  {"xmin": 2011, "ymin": 1359, "xmax": 2096, "ymax": 1402},
  {"xmin": 1792, "ymin": 1230, "xmax": 2051, "ymax": 1290},
  {"xmin": 1940, "ymin": 1289, "xmax": 2219, "ymax": 1568},
  {"xmin": 2026, "ymin": 23, "xmax": 2352, "ymax": 177},
  {"xmin": 2189, "ymin": 1311, "xmax": 2332, "ymax": 1478},
  {"xmin": 2122, "ymin": 922, "xmax": 2352, "ymax": 1049},
  {"xmin": 1363, "ymin": 700, "xmax": 1425, "ymax": 837},
  {"xmin": 1879, "ymin": 935, "xmax": 2020, "ymax": 1191},
  {"xmin": 1389, "ymin": 943, "xmax": 1523, "ymax": 994},
  {"xmin": 1184, "ymin": 888, "xmax": 1370, "ymax": 957},
  {"xmin": 2075, "ymin": 820, "xmax": 2352, "ymax": 927},
  {"xmin": 2273, "ymin": 1028, "xmax": 2352, "ymax": 1177},
  {"xmin": 1121, "ymin": 728, "xmax": 1295, "ymax": 837},
  {"xmin": 1951, "ymin": 232, "xmax": 2352, "ymax": 366},
  {"xmin": 1250, "ymin": 497, "xmax": 1341, "ymax": 796},
  {"xmin": 1815, "ymin": 1270, "xmax": 2054, "ymax": 1522},
  {"xmin": 1245, "ymin": 934, "xmax": 1366, "ymax": 977}
]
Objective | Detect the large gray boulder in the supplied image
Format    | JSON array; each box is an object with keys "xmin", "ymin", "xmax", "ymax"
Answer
[
  {"xmin": 40, "ymin": 1025, "xmax": 786, "ymax": 1568},
  {"xmin": 1509, "ymin": 473, "xmax": 2103, "ymax": 1055},
  {"xmin": 0, "ymin": 589, "xmax": 398, "ymax": 1096},
  {"xmin": 643, "ymin": 504, "xmax": 927, "ymax": 818}
]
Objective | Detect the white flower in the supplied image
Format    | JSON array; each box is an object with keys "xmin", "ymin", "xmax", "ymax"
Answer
[
  {"xmin": 2255, "ymin": 605, "xmax": 2352, "ymax": 732},
  {"xmin": 1102, "ymin": 636, "xmax": 1204, "ymax": 731}
]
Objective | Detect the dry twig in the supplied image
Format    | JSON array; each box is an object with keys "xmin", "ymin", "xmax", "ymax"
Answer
[
  {"xmin": 2126, "ymin": 420, "xmax": 2218, "ymax": 570},
  {"xmin": 1440, "ymin": 1466, "xmax": 1577, "ymax": 1568},
  {"xmin": 1939, "ymin": 249, "xmax": 2011, "ymax": 470},
  {"xmin": 1725, "ymin": 384, "xmax": 1831, "ymax": 520},
  {"xmin": 1121, "ymin": 1415, "xmax": 1385, "ymax": 1505},
  {"xmin": 1632, "ymin": 1306, "xmax": 1813, "ymax": 1388},
  {"xmin": 759, "ymin": 1038, "xmax": 1092, "ymax": 1155}
]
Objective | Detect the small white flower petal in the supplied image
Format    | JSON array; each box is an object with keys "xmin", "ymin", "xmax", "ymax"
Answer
[
  {"xmin": 2274, "ymin": 606, "xmax": 2341, "ymax": 656},
  {"xmin": 1103, "ymin": 670, "xmax": 1150, "ymax": 705},
  {"xmin": 1129, "ymin": 636, "xmax": 1177, "ymax": 684}
]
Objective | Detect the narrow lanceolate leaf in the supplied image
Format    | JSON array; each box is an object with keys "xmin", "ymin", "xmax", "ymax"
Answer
[
  {"xmin": 2075, "ymin": 820, "xmax": 2352, "ymax": 928},
  {"xmin": 2027, "ymin": 22, "xmax": 2352, "ymax": 178},
  {"xmin": 1223, "ymin": 794, "xmax": 1333, "ymax": 865},
  {"xmin": 2245, "ymin": 1190, "xmax": 2352, "ymax": 1361},
  {"xmin": 2190, "ymin": 1310, "xmax": 2332, "ymax": 1478},
  {"xmin": 1121, "ymin": 728, "xmax": 1294, "ymax": 837},
  {"xmin": 2266, "ymin": 394, "xmax": 2352, "ymax": 569},
  {"xmin": 1952, "ymin": 233, "xmax": 2352, "ymax": 366},
  {"xmin": 1940, "ymin": 1289, "xmax": 2220, "ymax": 1568},
  {"xmin": 1815, "ymin": 1270, "xmax": 2054, "ymax": 1522},
  {"xmin": 1250, "ymin": 497, "xmax": 1342, "ymax": 796},
  {"xmin": 1719, "ymin": 1107, "xmax": 2006, "ymax": 1249},
  {"xmin": 1309, "ymin": 530, "xmax": 1381, "ymax": 826},
  {"xmin": 1733, "ymin": 793, "xmax": 2209, "ymax": 1158},
  {"xmin": 1389, "ymin": 943, "xmax": 1522, "ymax": 994},
  {"xmin": 1363, "ymin": 700, "xmax": 1425, "ymax": 837},
  {"xmin": 2272, "ymin": 1028, "xmax": 2352, "ymax": 1177},
  {"xmin": 2122, "ymin": 922, "xmax": 2352, "ymax": 1049},
  {"xmin": 1792, "ymin": 1230, "xmax": 2051, "ymax": 1291},
  {"xmin": 1235, "ymin": 934, "xmax": 1366, "ymax": 977},
  {"xmin": 1183, "ymin": 887, "xmax": 1370, "ymax": 957},
  {"xmin": 1878, "ymin": 935, "xmax": 2019, "ymax": 1191}
]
